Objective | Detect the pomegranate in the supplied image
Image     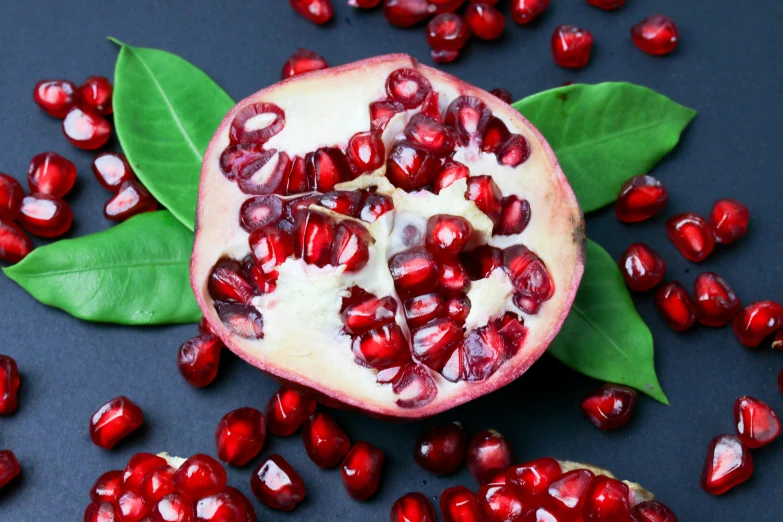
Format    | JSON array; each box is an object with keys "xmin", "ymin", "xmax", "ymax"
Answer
[
  {"xmin": 78, "ymin": 76, "xmax": 114, "ymax": 114},
  {"xmin": 441, "ymin": 486, "xmax": 480, "ymax": 522},
  {"xmin": 467, "ymin": 429, "xmax": 512, "ymax": 483},
  {"xmin": 693, "ymin": 272, "xmax": 740, "ymax": 327},
  {"xmin": 551, "ymin": 25, "xmax": 594, "ymax": 69},
  {"xmin": 341, "ymin": 440, "xmax": 384, "ymax": 500},
  {"xmin": 89, "ymin": 396, "xmax": 144, "ymax": 449},
  {"xmin": 18, "ymin": 192, "xmax": 73, "ymax": 238},
  {"xmin": 92, "ymin": 152, "xmax": 137, "ymax": 191},
  {"xmin": 580, "ymin": 383, "xmax": 637, "ymax": 431},
  {"xmin": 33, "ymin": 79, "xmax": 76, "ymax": 118},
  {"xmin": 290, "ymin": 0, "xmax": 333, "ymax": 24},
  {"xmin": 615, "ymin": 175, "xmax": 668, "ymax": 223},
  {"xmin": 0, "ymin": 355, "xmax": 20, "ymax": 415},
  {"xmin": 700, "ymin": 434, "xmax": 753, "ymax": 495},
  {"xmin": 281, "ymin": 48, "xmax": 329, "ymax": 80},
  {"xmin": 215, "ymin": 407, "xmax": 267, "ymax": 465},
  {"xmin": 302, "ymin": 411, "xmax": 352, "ymax": 468},
  {"xmin": 665, "ymin": 213, "xmax": 714, "ymax": 262},
  {"xmin": 27, "ymin": 151, "xmax": 77, "ymax": 198},
  {"xmin": 350, "ymin": 0, "xmax": 382, "ymax": 7},
  {"xmin": 631, "ymin": 15, "xmax": 679, "ymax": 56},
  {"xmin": 632, "ymin": 501, "xmax": 679, "ymax": 522},
  {"xmin": 0, "ymin": 220, "xmax": 33, "ymax": 263},
  {"xmin": 732, "ymin": 300, "xmax": 783, "ymax": 347},
  {"xmin": 390, "ymin": 492, "xmax": 437, "ymax": 522},
  {"xmin": 733, "ymin": 396, "xmax": 780, "ymax": 449},
  {"xmin": 654, "ymin": 282, "xmax": 696, "ymax": 333},
  {"xmin": 251, "ymin": 454, "xmax": 305, "ymax": 510},
  {"xmin": 709, "ymin": 198, "xmax": 749, "ymax": 244},
  {"xmin": 104, "ymin": 180, "xmax": 159, "ymax": 221},
  {"xmin": 510, "ymin": 0, "xmax": 549, "ymax": 25},
  {"xmin": 618, "ymin": 243, "xmax": 665, "ymax": 292},
  {"xmin": 414, "ymin": 421, "xmax": 467, "ymax": 475},
  {"xmin": 465, "ymin": 4, "xmax": 505, "ymax": 40},
  {"xmin": 0, "ymin": 450, "xmax": 20, "ymax": 489},
  {"xmin": 587, "ymin": 0, "xmax": 624, "ymax": 10},
  {"xmin": 265, "ymin": 386, "xmax": 317, "ymax": 435},
  {"xmin": 62, "ymin": 106, "xmax": 112, "ymax": 150},
  {"xmin": 191, "ymin": 55, "xmax": 585, "ymax": 419},
  {"xmin": 0, "ymin": 173, "xmax": 24, "ymax": 221},
  {"xmin": 177, "ymin": 335, "xmax": 223, "ymax": 388}
]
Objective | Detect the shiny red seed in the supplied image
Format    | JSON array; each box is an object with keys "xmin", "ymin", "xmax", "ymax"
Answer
[
  {"xmin": 444, "ymin": 96, "xmax": 492, "ymax": 142},
  {"xmin": 104, "ymin": 180, "xmax": 158, "ymax": 221},
  {"xmin": 294, "ymin": 210, "xmax": 335, "ymax": 267},
  {"xmin": 265, "ymin": 387, "xmax": 317, "ymax": 436},
  {"xmin": 386, "ymin": 140, "xmax": 441, "ymax": 191},
  {"xmin": 92, "ymin": 152, "xmax": 137, "ymax": 192},
  {"xmin": 62, "ymin": 106, "xmax": 111, "ymax": 149},
  {"xmin": 33, "ymin": 79, "xmax": 76, "ymax": 118},
  {"xmin": 619, "ymin": 243, "xmax": 666, "ymax": 292},
  {"xmin": 440, "ymin": 486, "xmax": 480, "ymax": 522},
  {"xmin": 582, "ymin": 476, "xmax": 631, "ymax": 522},
  {"xmin": 489, "ymin": 88, "xmax": 512, "ymax": 104},
  {"xmin": 251, "ymin": 454, "xmax": 305, "ymax": 511},
  {"xmin": 369, "ymin": 100, "xmax": 405, "ymax": 132},
  {"xmin": 216, "ymin": 407, "xmax": 267, "ymax": 466},
  {"xmin": 91, "ymin": 470, "xmax": 124, "ymax": 503},
  {"xmin": 249, "ymin": 226, "xmax": 294, "ymax": 275},
  {"xmin": 404, "ymin": 293, "xmax": 445, "ymax": 329},
  {"xmin": 580, "ymin": 383, "xmax": 637, "ymax": 430},
  {"xmin": 510, "ymin": 0, "xmax": 549, "ymax": 25},
  {"xmin": 654, "ymin": 281, "xmax": 696, "ymax": 332},
  {"xmin": 78, "ymin": 76, "xmax": 113, "ymax": 115},
  {"xmin": 347, "ymin": 131, "xmax": 386, "ymax": 173},
  {"xmin": 438, "ymin": 259, "xmax": 471, "ymax": 295},
  {"xmin": 177, "ymin": 335, "xmax": 223, "ymax": 388},
  {"xmin": 709, "ymin": 198, "xmax": 749, "ymax": 244},
  {"xmin": 404, "ymin": 114, "xmax": 456, "ymax": 156},
  {"xmin": 427, "ymin": 13, "xmax": 470, "ymax": 52},
  {"xmin": 281, "ymin": 48, "xmax": 329, "ymax": 79},
  {"xmin": 448, "ymin": 322, "xmax": 506, "ymax": 382},
  {"xmin": 587, "ymin": 0, "xmax": 624, "ymax": 10},
  {"xmin": 302, "ymin": 411, "xmax": 351, "ymax": 468},
  {"xmin": 27, "ymin": 152, "xmax": 77, "ymax": 198},
  {"xmin": 482, "ymin": 118, "xmax": 510, "ymax": 153},
  {"xmin": 462, "ymin": 245, "xmax": 503, "ymax": 280},
  {"xmin": 734, "ymin": 396, "xmax": 780, "ymax": 449},
  {"xmin": 0, "ymin": 174, "xmax": 24, "ymax": 221},
  {"xmin": 359, "ymin": 192, "xmax": 394, "ymax": 222},
  {"xmin": 209, "ymin": 259, "xmax": 255, "ymax": 304},
  {"xmin": 496, "ymin": 135, "xmax": 530, "ymax": 167},
  {"xmin": 115, "ymin": 489, "xmax": 148, "ymax": 522},
  {"xmin": 615, "ymin": 175, "xmax": 668, "ymax": 223},
  {"xmin": 506, "ymin": 457, "xmax": 562, "ymax": 503},
  {"xmin": 349, "ymin": 0, "xmax": 382, "ymax": 7},
  {"xmin": 383, "ymin": 0, "xmax": 431, "ymax": 28},
  {"xmin": 666, "ymin": 213, "xmax": 715, "ymax": 262},
  {"xmin": 0, "ymin": 355, "xmax": 21, "ymax": 415},
  {"xmin": 239, "ymin": 195, "xmax": 284, "ymax": 233},
  {"xmin": 392, "ymin": 363, "xmax": 438, "ymax": 408},
  {"xmin": 238, "ymin": 151, "xmax": 292, "ymax": 196},
  {"xmin": 412, "ymin": 318, "xmax": 463, "ymax": 371},
  {"xmin": 0, "ymin": 220, "xmax": 33, "ymax": 263},
  {"xmin": 84, "ymin": 501, "xmax": 116, "ymax": 522},
  {"xmin": 551, "ymin": 25, "xmax": 594, "ymax": 68},
  {"xmin": 218, "ymin": 303, "xmax": 265, "ymax": 340},
  {"xmin": 139, "ymin": 465, "xmax": 176, "ymax": 505},
  {"xmin": 700, "ymin": 434, "xmax": 753, "ymax": 495},
  {"xmin": 306, "ymin": 147, "xmax": 353, "ymax": 191},
  {"xmin": 341, "ymin": 441, "xmax": 384, "ymax": 500},
  {"xmin": 496, "ymin": 196, "xmax": 531, "ymax": 236},
  {"xmin": 18, "ymin": 193, "xmax": 73, "ymax": 238},
  {"xmin": 172, "ymin": 454, "xmax": 227, "ymax": 499},
  {"xmin": 434, "ymin": 161, "xmax": 470, "ymax": 194},
  {"xmin": 477, "ymin": 483, "xmax": 525, "ymax": 522},
  {"xmin": 122, "ymin": 453, "xmax": 168, "ymax": 490},
  {"xmin": 0, "ymin": 450, "xmax": 21, "ymax": 490},
  {"xmin": 467, "ymin": 430, "xmax": 512, "ymax": 484},
  {"xmin": 465, "ymin": 4, "xmax": 505, "ymax": 40},
  {"xmin": 352, "ymin": 323, "xmax": 412, "ymax": 368},
  {"xmin": 632, "ymin": 500, "xmax": 679, "ymax": 522},
  {"xmin": 446, "ymin": 296, "xmax": 471, "ymax": 325},
  {"xmin": 389, "ymin": 247, "xmax": 440, "ymax": 298},
  {"xmin": 332, "ymin": 221, "xmax": 372, "ymax": 272},
  {"xmin": 503, "ymin": 245, "xmax": 554, "ymax": 313},
  {"xmin": 732, "ymin": 301, "xmax": 783, "ymax": 347},
  {"xmin": 387, "ymin": 68, "xmax": 432, "ymax": 109},
  {"xmin": 693, "ymin": 272, "xmax": 740, "ymax": 327},
  {"xmin": 229, "ymin": 103, "xmax": 285, "ymax": 145},
  {"xmin": 89, "ymin": 396, "xmax": 144, "ymax": 449},
  {"xmin": 414, "ymin": 421, "xmax": 467, "ymax": 475},
  {"xmin": 196, "ymin": 487, "xmax": 255, "ymax": 522},
  {"xmin": 149, "ymin": 492, "xmax": 193, "ymax": 522},
  {"xmin": 391, "ymin": 492, "xmax": 437, "ymax": 522},
  {"xmin": 343, "ymin": 294, "xmax": 398, "ymax": 334},
  {"xmin": 318, "ymin": 190, "xmax": 362, "ymax": 217},
  {"xmin": 546, "ymin": 468, "xmax": 594, "ymax": 516},
  {"xmin": 289, "ymin": 0, "xmax": 333, "ymax": 24},
  {"xmin": 631, "ymin": 14, "xmax": 679, "ymax": 56},
  {"xmin": 465, "ymin": 175, "xmax": 503, "ymax": 225},
  {"xmin": 426, "ymin": 214, "xmax": 473, "ymax": 257}
]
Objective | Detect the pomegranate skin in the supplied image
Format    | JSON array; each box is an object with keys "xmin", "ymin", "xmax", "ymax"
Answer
[
  {"xmin": 0, "ymin": 355, "xmax": 21, "ymax": 415},
  {"xmin": 467, "ymin": 429, "xmax": 512, "ymax": 484},
  {"xmin": 700, "ymin": 434, "xmax": 753, "ymax": 495},
  {"xmin": 733, "ymin": 396, "xmax": 780, "ymax": 449}
]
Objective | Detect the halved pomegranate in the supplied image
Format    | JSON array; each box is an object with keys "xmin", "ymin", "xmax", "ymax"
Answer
[{"xmin": 191, "ymin": 55, "xmax": 585, "ymax": 419}]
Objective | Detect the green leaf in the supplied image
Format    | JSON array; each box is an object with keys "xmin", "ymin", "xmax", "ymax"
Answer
[
  {"xmin": 110, "ymin": 38, "xmax": 235, "ymax": 231},
  {"xmin": 548, "ymin": 240, "xmax": 668, "ymax": 404},
  {"xmin": 514, "ymin": 83, "xmax": 696, "ymax": 213},
  {"xmin": 3, "ymin": 211, "xmax": 200, "ymax": 325}
]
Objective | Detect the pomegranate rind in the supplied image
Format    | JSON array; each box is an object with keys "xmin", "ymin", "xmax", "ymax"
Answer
[{"xmin": 192, "ymin": 54, "xmax": 585, "ymax": 419}]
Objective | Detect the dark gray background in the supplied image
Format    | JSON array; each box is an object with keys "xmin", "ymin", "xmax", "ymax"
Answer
[{"xmin": 0, "ymin": 1, "xmax": 780, "ymax": 520}]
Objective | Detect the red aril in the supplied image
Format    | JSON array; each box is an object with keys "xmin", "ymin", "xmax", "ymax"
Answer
[
  {"xmin": 78, "ymin": 76, "xmax": 114, "ymax": 115},
  {"xmin": 302, "ymin": 411, "xmax": 351, "ymax": 468},
  {"xmin": 693, "ymin": 272, "xmax": 740, "ymax": 327},
  {"xmin": 139, "ymin": 465, "xmax": 176, "ymax": 504},
  {"xmin": 666, "ymin": 213, "xmax": 715, "ymax": 262},
  {"xmin": 506, "ymin": 458, "xmax": 562, "ymax": 503},
  {"xmin": 281, "ymin": 48, "xmax": 329, "ymax": 80},
  {"xmin": 654, "ymin": 282, "xmax": 696, "ymax": 332},
  {"xmin": 477, "ymin": 483, "xmax": 526, "ymax": 522},
  {"xmin": 265, "ymin": 387, "xmax": 317, "ymax": 436},
  {"xmin": 196, "ymin": 487, "xmax": 256, "ymax": 522},
  {"xmin": 177, "ymin": 335, "xmax": 223, "ymax": 388},
  {"xmin": 414, "ymin": 421, "xmax": 467, "ymax": 475},
  {"xmin": 18, "ymin": 193, "xmax": 72, "ymax": 238},
  {"xmin": 123, "ymin": 453, "xmax": 168, "ymax": 490},
  {"xmin": 619, "ymin": 243, "xmax": 666, "ymax": 292},
  {"xmin": 615, "ymin": 175, "xmax": 668, "ymax": 223},
  {"xmin": 89, "ymin": 396, "xmax": 144, "ymax": 449},
  {"xmin": 342, "ymin": 293, "xmax": 398, "ymax": 334},
  {"xmin": 631, "ymin": 501, "xmax": 679, "ymax": 522},
  {"xmin": 709, "ymin": 198, "xmax": 749, "ymax": 244},
  {"xmin": 33, "ymin": 79, "xmax": 76, "ymax": 118},
  {"xmin": 251, "ymin": 454, "xmax": 305, "ymax": 510},
  {"xmin": 0, "ymin": 450, "xmax": 20, "ymax": 490},
  {"xmin": 349, "ymin": 0, "xmax": 382, "ymax": 7},
  {"xmin": 587, "ymin": 0, "xmax": 624, "ymax": 10},
  {"xmin": 732, "ymin": 300, "xmax": 783, "ymax": 347},
  {"xmin": 465, "ymin": 4, "xmax": 505, "ymax": 40},
  {"xmin": 432, "ymin": 47, "xmax": 460, "ymax": 64},
  {"xmin": 426, "ymin": 214, "xmax": 472, "ymax": 257},
  {"xmin": 27, "ymin": 152, "xmax": 76, "ymax": 198},
  {"xmin": 341, "ymin": 441, "xmax": 384, "ymax": 500},
  {"xmin": 0, "ymin": 174, "xmax": 24, "ymax": 221},
  {"xmin": 441, "ymin": 486, "xmax": 480, "ymax": 522},
  {"xmin": 0, "ymin": 220, "xmax": 32, "ymax": 263},
  {"xmin": 104, "ymin": 180, "xmax": 158, "ymax": 221},
  {"xmin": 289, "ymin": 0, "xmax": 333, "ymax": 24},
  {"xmin": 84, "ymin": 501, "xmax": 116, "ymax": 522},
  {"xmin": 0, "ymin": 355, "xmax": 20, "ymax": 415},
  {"xmin": 62, "ymin": 106, "xmax": 112, "ymax": 150},
  {"xmin": 215, "ymin": 407, "xmax": 267, "ymax": 466},
  {"xmin": 116, "ymin": 489, "xmax": 148, "ymax": 521},
  {"xmin": 467, "ymin": 429, "xmax": 512, "ymax": 484},
  {"xmin": 347, "ymin": 131, "xmax": 386, "ymax": 173},
  {"xmin": 91, "ymin": 470, "xmax": 123, "ymax": 503},
  {"xmin": 510, "ymin": 0, "xmax": 549, "ymax": 25},
  {"xmin": 148, "ymin": 492, "xmax": 193, "ymax": 522},
  {"xmin": 700, "ymin": 434, "xmax": 753, "ymax": 495},
  {"xmin": 465, "ymin": 175, "xmax": 502, "ymax": 225},
  {"xmin": 734, "ymin": 396, "xmax": 780, "ymax": 449},
  {"xmin": 427, "ymin": 13, "xmax": 470, "ymax": 54},
  {"xmin": 172, "ymin": 453, "xmax": 227, "ymax": 499},
  {"xmin": 390, "ymin": 492, "xmax": 437, "ymax": 522},
  {"xmin": 546, "ymin": 468, "xmax": 594, "ymax": 517},
  {"xmin": 383, "ymin": 0, "xmax": 433, "ymax": 28},
  {"xmin": 582, "ymin": 476, "xmax": 631, "ymax": 521},
  {"xmin": 551, "ymin": 25, "xmax": 594, "ymax": 68},
  {"xmin": 631, "ymin": 15, "xmax": 679, "ymax": 56},
  {"xmin": 496, "ymin": 196, "xmax": 530, "ymax": 236},
  {"xmin": 503, "ymin": 245, "xmax": 554, "ymax": 314},
  {"xmin": 93, "ymin": 152, "xmax": 137, "ymax": 191},
  {"xmin": 580, "ymin": 383, "xmax": 637, "ymax": 430},
  {"xmin": 434, "ymin": 160, "xmax": 469, "ymax": 193}
]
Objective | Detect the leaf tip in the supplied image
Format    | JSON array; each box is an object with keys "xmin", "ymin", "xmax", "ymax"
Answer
[{"xmin": 107, "ymin": 36, "xmax": 126, "ymax": 47}]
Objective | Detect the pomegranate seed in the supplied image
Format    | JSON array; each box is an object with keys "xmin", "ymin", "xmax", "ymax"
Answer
[
  {"xmin": 426, "ymin": 214, "xmax": 473, "ymax": 257},
  {"xmin": 218, "ymin": 303, "xmax": 264, "ymax": 340},
  {"xmin": 580, "ymin": 383, "xmax": 637, "ymax": 430},
  {"xmin": 482, "ymin": 118, "xmax": 510, "ymax": 153},
  {"xmin": 441, "ymin": 486, "xmax": 480, "ymax": 522},
  {"xmin": 383, "ymin": 0, "xmax": 432, "ymax": 28},
  {"xmin": 489, "ymin": 88, "xmax": 512, "ymax": 104},
  {"xmin": 465, "ymin": 4, "xmax": 505, "ymax": 40},
  {"xmin": 427, "ymin": 13, "xmax": 470, "ymax": 53},
  {"xmin": 445, "ymin": 96, "xmax": 491, "ymax": 142},
  {"xmin": 281, "ymin": 48, "xmax": 328, "ymax": 80},
  {"xmin": 467, "ymin": 429, "xmax": 512, "ymax": 484},
  {"xmin": 414, "ymin": 421, "xmax": 467, "ymax": 475},
  {"xmin": 434, "ymin": 161, "xmax": 470, "ymax": 194},
  {"xmin": 386, "ymin": 140, "xmax": 441, "ymax": 191},
  {"xmin": 341, "ymin": 441, "xmax": 384, "ymax": 500},
  {"xmin": 237, "ymin": 150, "xmax": 292, "ymax": 196},
  {"xmin": 391, "ymin": 363, "xmax": 438, "ymax": 408},
  {"xmin": 0, "ymin": 220, "xmax": 33, "ymax": 263},
  {"xmin": 431, "ymin": 47, "xmax": 459, "ymax": 63},
  {"xmin": 466, "ymin": 175, "xmax": 503, "ymax": 225},
  {"xmin": 215, "ymin": 407, "xmax": 267, "ymax": 466},
  {"xmin": 449, "ymin": 323, "xmax": 506, "ymax": 382},
  {"xmin": 693, "ymin": 272, "xmax": 740, "ymax": 327},
  {"xmin": 546, "ymin": 468, "xmax": 594, "ymax": 516},
  {"xmin": 294, "ymin": 210, "xmax": 335, "ymax": 267},
  {"xmin": 496, "ymin": 196, "xmax": 530, "ymax": 236},
  {"xmin": 506, "ymin": 457, "xmax": 561, "ymax": 503},
  {"xmin": 631, "ymin": 15, "xmax": 679, "ymax": 56},
  {"xmin": 495, "ymin": 312, "xmax": 527, "ymax": 357},
  {"xmin": 349, "ymin": 0, "xmax": 382, "ymax": 7},
  {"xmin": 33, "ymin": 80, "xmax": 76, "ymax": 118},
  {"xmin": 303, "ymin": 411, "xmax": 351, "ymax": 468},
  {"xmin": 387, "ymin": 68, "xmax": 432, "ymax": 109},
  {"xmin": 149, "ymin": 492, "xmax": 193, "ymax": 521},
  {"xmin": 78, "ymin": 76, "xmax": 114, "ymax": 114},
  {"xmin": 582, "ymin": 476, "xmax": 631, "ymax": 522},
  {"xmin": 352, "ymin": 323, "xmax": 412, "ymax": 368},
  {"xmin": 709, "ymin": 198, "xmax": 749, "ymax": 244},
  {"xmin": 412, "ymin": 318, "xmax": 463, "ymax": 371},
  {"xmin": 289, "ymin": 0, "xmax": 333, "ymax": 24},
  {"xmin": 343, "ymin": 294, "xmax": 397, "ymax": 334},
  {"xmin": 477, "ymin": 483, "xmax": 525, "ymax": 522},
  {"xmin": 347, "ymin": 131, "xmax": 386, "ymax": 173},
  {"xmin": 265, "ymin": 386, "xmax": 317, "ymax": 436},
  {"xmin": 700, "ymin": 434, "xmax": 753, "ymax": 495},
  {"xmin": 389, "ymin": 247, "xmax": 440, "ymax": 298},
  {"xmin": 172, "ymin": 454, "xmax": 227, "ymax": 499},
  {"xmin": 219, "ymin": 144, "xmax": 269, "ymax": 183},
  {"xmin": 420, "ymin": 91, "xmax": 442, "ymax": 121},
  {"xmin": 404, "ymin": 293, "xmax": 445, "ymax": 329},
  {"xmin": 359, "ymin": 192, "xmax": 394, "ymax": 222},
  {"xmin": 91, "ymin": 470, "xmax": 123, "ymax": 502},
  {"xmin": 332, "ymin": 221, "xmax": 372, "ymax": 272},
  {"xmin": 654, "ymin": 281, "xmax": 696, "ymax": 332},
  {"xmin": 438, "ymin": 259, "xmax": 471, "ymax": 295},
  {"xmin": 0, "ymin": 450, "xmax": 20, "ymax": 489},
  {"xmin": 587, "ymin": 0, "xmax": 624, "ymax": 10},
  {"xmin": 89, "ymin": 396, "xmax": 144, "ymax": 449},
  {"xmin": 496, "ymin": 135, "xmax": 530, "ymax": 167},
  {"xmin": 619, "ymin": 243, "xmax": 666, "ymax": 292},
  {"xmin": 27, "ymin": 152, "xmax": 77, "ymax": 198},
  {"xmin": 666, "ymin": 213, "xmax": 715, "ymax": 262},
  {"xmin": 462, "ymin": 245, "xmax": 503, "ymax": 280},
  {"xmin": 369, "ymin": 100, "xmax": 405, "ymax": 132},
  {"xmin": 18, "ymin": 192, "xmax": 72, "ymax": 238},
  {"xmin": 0, "ymin": 355, "xmax": 21, "ymax": 415},
  {"xmin": 510, "ymin": 0, "xmax": 549, "ymax": 25},
  {"xmin": 84, "ymin": 501, "xmax": 116, "ymax": 522},
  {"xmin": 240, "ymin": 195, "xmax": 284, "ymax": 233},
  {"xmin": 209, "ymin": 259, "xmax": 255, "ymax": 304},
  {"xmin": 551, "ymin": 25, "xmax": 594, "ymax": 68},
  {"xmin": 446, "ymin": 296, "xmax": 471, "ymax": 325},
  {"xmin": 503, "ymin": 245, "xmax": 554, "ymax": 313},
  {"xmin": 229, "ymin": 103, "xmax": 285, "ymax": 145},
  {"xmin": 116, "ymin": 489, "xmax": 148, "ymax": 522},
  {"xmin": 615, "ymin": 175, "xmax": 668, "ymax": 223},
  {"xmin": 123, "ymin": 453, "xmax": 168, "ymax": 490},
  {"xmin": 104, "ymin": 180, "xmax": 158, "ymax": 221},
  {"xmin": 404, "ymin": 114, "xmax": 456, "ymax": 156},
  {"xmin": 196, "ymin": 487, "xmax": 255, "ymax": 522},
  {"xmin": 306, "ymin": 147, "xmax": 353, "ymax": 191},
  {"xmin": 391, "ymin": 492, "xmax": 437, "ymax": 522},
  {"xmin": 251, "ymin": 454, "xmax": 305, "ymax": 511},
  {"xmin": 62, "ymin": 106, "xmax": 111, "ymax": 149},
  {"xmin": 632, "ymin": 500, "xmax": 679, "ymax": 522},
  {"xmin": 249, "ymin": 226, "xmax": 294, "ymax": 276},
  {"xmin": 734, "ymin": 396, "xmax": 780, "ymax": 449},
  {"xmin": 0, "ymin": 174, "xmax": 24, "ymax": 221},
  {"xmin": 92, "ymin": 152, "xmax": 137, "ymax": 192},
  {"xmin": 139, "ymin": 465, "xmax": 176, "ymax": 504},
  {"xmin": 319, "ymin": 191, "xmax": 363, "ymax": 217},
  {"xmin": 732, "ymin": 300, "xmax": 783, "ymax": 347}
]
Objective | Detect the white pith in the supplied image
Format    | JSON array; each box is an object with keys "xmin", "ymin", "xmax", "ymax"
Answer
[{"xmin": 192, "ymin": 55, "xmax": 584, "ymax": 418}]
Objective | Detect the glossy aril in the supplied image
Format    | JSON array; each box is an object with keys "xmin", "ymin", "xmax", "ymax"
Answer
[
  {"xmin": 139, "ymin": 465, "xmax": 176, "ymax": 504},
  {"xmin": 437, "ymin": 259, "xmax": 471, "ymax": 295},
  {"xmin": 631, "ymin": 15, "xmax": 679, "ymax": 56},
  {"xmin": 709, "ymin": 198, "xmax": 749, "ymax": 244},
  {"xmin": 249, "ymin": 226, "xmax": 294, "ymax": 276},
  {"xmin": 209, "ymin": 259, "xmax": 255, "ymax": 304},
  {"xmin": 654, "ymin": 282, "xmax": 696, "ymax": 332},
  {"xmin": 229, "ymin": 103, "xmax": 285, "ymax": 145},
  {"xmin": 546, "ymin": 469, "xmax": 594, "ymax": 516},
  {"xmin": 615, "ymin": 175, "xmax": 668, "ymax": 223},
  {"xmin": 434, "ymin": 161, "xmax": 470, "ymax": 193},
  {"xmin": 0, "ymin": 174, "xmax": 24, "ymax": 221},
  {"xmin": 441, "ymin": 486, "xmax": 480, "ymax": 522},
  {"xmin": 281, "ymin": 48, "xmax": 329, "ymax": 80},
  {"xmin": 215, "ymin": 407, "xmax": 266, "ymax": 466},
  {"xmin": 404, "ymin": 293, "xmax": 445, "ymax": 329},
  {"xmin": 426, "ymin": 214, "xmax": 472, "ymax": 257},
  {"xmin": 341, "ymin": 441, "xmax": 384, "ymax": 500},
  {"xmin": 196, "ymin": 487, "xmax": 255, "ymax": 522},
  {"xmin": 353, "ymin": 323, "xmax": 411, "ymax": 368},
  {"xmin": 666, "ymin": 213, "xmax": 714, "ymax": 262},
  {"xmin": 619, "ymin": 243, "xmax": 666, "ymax": 292},
  {"xmin": 27, "ymin": 151, "xmax": 77, "ymax": 198},
  {"xmin": 290, "ymin": 0, "xmax": 333, "ymax": 24},
  {"xmin": 383, "ymin": 0, "xmax": 432, "ymax": 28},
  {"xmin": 427, "ymin": 13, "xmax": 470, "ymax": 53},
  {"xmin": 78, "ymin": 76, "xmax": 114, "ymax": 114},
  {"xmin": 349, "ymin": 0, "xmax": 381, "ymax": 7},
  {"xmin": 92, "ymin": 152, "xmax": 137, "ymax": 191},
  {"xmin": 0, "ymin": 450, "xmax": 20, "ymax": 489},
  {"xmin": 347, "ymin": 131, "xmax": 385, "ymax": 173},
  {"xmin": 386, "ymin": 140, "xmax": 440, "ymax": 191},
  {"xmin": 104, "ymin": 180, "xmax": 158, "ymax": 221},
  {"xmin": 294, "ymin": 210, "xmax": 335, "ymax": 267},
  {"xmin": 466, "ymin": 175, "xmax": 503, "ymax": 225},
  {"xmin": 62, "ymin": 106, "xmax": 111, "ymax": 149},
  {"xmin": 587, "ymin": 0, "xmax": 624, "ymax": 10},
  {"xmin": 582, "ymin": 476, "xmax": 630, "ymax": 522},
  {"xmin": 18, "ymin": 193, "xmax": 72, "ymax": 238},
  {"xmin": 251, "ymin": 454, "xmax": 305, "ymax": 510},
  {"xmin": 465, "ymin": 4, "xmax": 505, "ymax": 40},
  {"xmin": 342, "ymin": 294, "xmax": 398, "ymax": 334},
  {"xmin": 477, "ymin": 483, "xmax": 526, "ymax": 522},
  {"xmin": 467, "ymin": 430, "xmax": 512, "ymax": 484},
  {"xmin": 33, "ymin": 79, "xmax": 76, "ymax": 118},
  {"xmin": 332, "ymin": 221, "xmax": 372, "ymax": 272},
  {"xmin": 91, "ymin": 470, "xmax": 123, "ymax": 503},
  {"xmin": 503, "ymin": 245, "xmax": 554, "ymax": 313},
  {"xmin": 389, "ymin": 247, "xmax": 439, "ymax": 298},
  {"xmin": 218, "ymin": 303, "xmax": 265, "ymax": 340},
  {"xmin": 632, "ymin": 501, "xmax": 679, "ymax": 522},
  {"xmin": 551, "ymin": 25, "xmax": 594, "ymax": 68},
  {"xmin": 265, "ymin": 387, "xmax": 317, "ymax": 436},
  {"xmin": 482, "ymin": 116, "xmax": 510, "ymax": 154},
  {"xmin": 302, "ymin": 411, "xmax": 351, "ymax": 468},
  {"xmin": 89, "ymin": 396, "xmax": 144, "ymax": 449},
  {"xmin": 391, "ymin": 492, "xmax": 436, "ymax": 522},
  {"xmin": 116, "ymin": 489, "xmax": 148, "ymax": 522},
  {"xmin": 84, "ymin": 501, "xmax": 116, "ymax": 522},
  {"xmin": 693, "ymin": 272, "xmax": 740, "ymax": 327},
  {"xmin": 177, "ymin": 335, "xmax": 222, "ymax": 388},
  {"xmin": 506, "ymin": 457, "xmax": 562, "ymax": 503},
  {"xmin": 414, "ymin": 421, "xmax": 467, "ymax": 475},
  {"xmin": 387, "ymin": 68, "xmax": 432, "ymax": 109},
  {"xmin": 733, "ymin": 396, "xmax": 780, "ymax": 449},
  {"xmin": 404, "ymin": 114, "xmax": 455, "ymax": 156},
  {"xmin": 172, "ymin": 454, "xmax": 227, "ymax": 499},
  {"xmin": 444, "ymin": 96, "xmax": 491, "ymax": 142},
  {"xmin": 510, "ymin": 0, "xmax": 549, "ymax": 25},
  {"xmin": 359, "ymin": 192, "xmax": 394, "ymax": 222},
  {"xmin": 496, "ymin": 196, "xmax": 530, "ymax": 236},
  {"xmin": 239, "ymin": 195, "xmax": 284, "ymax": 233},
  {"xmin": 149, "ymin": 492, "xmax": 193, "ymax": 522},
  {"xmin": 732, "ymin": 300, "xmax": 783, "ymax": 347},
  {"xmin": 700, "ymin": 434, "xmax": 753, "ymax": 495},
  {"xmin": 123, "ymin": 453, "xmax": 168, "ymax": 490},
  {"xmin": 0, "ymin": 355, "xmax": 20, "ymax": 415},
  {"xmin": 581, "ymin": 383, "xmax": 637, "ymax": 430},
  {"xmin": 496, "ymin": 135, "xmax": 530, "ymax": 167},
  {"xmin": 463, "ymin": 245, "xmax": 503, "ymax": 279}
]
